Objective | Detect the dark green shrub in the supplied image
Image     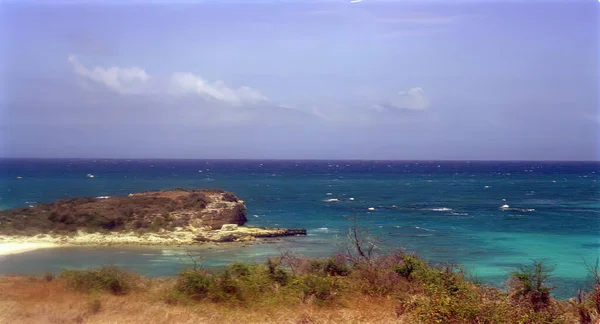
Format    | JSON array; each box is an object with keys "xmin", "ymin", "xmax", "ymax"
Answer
[
  {"xmin": 309, "ymin": 258, "xmax": 351, "ymax": 277},
  {"xmin": 61, "ymin": 266, "xmax": 135, "ymax": 295}
]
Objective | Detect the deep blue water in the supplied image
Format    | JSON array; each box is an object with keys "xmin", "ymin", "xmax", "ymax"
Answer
[{"xmin": 0, "ymin": 159, "xmax": 598, "ymax": 299}]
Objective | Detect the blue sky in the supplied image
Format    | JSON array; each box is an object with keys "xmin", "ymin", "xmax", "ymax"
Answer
[{"xmin": 0, "ymin": 0, "xmax": 598, "ymax": 160}]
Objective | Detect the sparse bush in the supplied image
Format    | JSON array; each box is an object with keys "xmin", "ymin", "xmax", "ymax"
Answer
[
  {"xmin": 61, "ymin": 266, "xmax": 136, "ymax": 295},
  {"xmin": 266, "ymin": 258, "xmax": 289, "ymax": 286},
  {"xmin": 508, "ymin": 260, "xmax": 555, "ymax": 312}
]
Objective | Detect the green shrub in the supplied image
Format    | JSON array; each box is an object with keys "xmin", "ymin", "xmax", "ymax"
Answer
[
  {"xmin": 394, "ymin": 256, "xmax": 427, "ymax": 281},
  {"xmin": 61, "ymin": 266, "xmax": 135, "ymax": 295},
  {"xmin": 228, "ymin": 262, "xmax": 251, "ymax": 278},
  {"xmin": 266, "ymin": 258, "xmax": 289, "ymax": 286},
  {"xmin": 309, "ymin": 258, "xmax": 351, "ymax": 277},
  {"xmin": 509, "ymin": 260, "xmax": 555, "ymax": 312},
  {"xmin": 209, "ymin": 270, "xmax": 245, "ymax": 302},
  {"xmin": 174, "ymin": 270, "xmax": 211, "ymax": 300},
  {"xmin": 298, "ymin": 275, "xmax": 340, "ymax": 302}
]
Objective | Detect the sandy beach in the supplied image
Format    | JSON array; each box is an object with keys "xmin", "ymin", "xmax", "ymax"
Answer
[{"xmin": 0, "ymin": 242, "xmax": 58, "ymax": 256}]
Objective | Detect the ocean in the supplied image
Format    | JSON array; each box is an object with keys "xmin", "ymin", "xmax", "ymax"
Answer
[{"xmin": 0, "ymin": 159, "xmax": 598, "ymax": 299}]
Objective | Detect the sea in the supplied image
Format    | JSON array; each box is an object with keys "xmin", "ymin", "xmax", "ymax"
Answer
[{"xmin": 0, "ymin": 159, "xmax": 598, "ymax": 299}]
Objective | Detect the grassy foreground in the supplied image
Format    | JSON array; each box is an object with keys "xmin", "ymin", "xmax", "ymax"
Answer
[{"xmin": 1, "ymin": 250, "xmax": 599, "ymax": 324}]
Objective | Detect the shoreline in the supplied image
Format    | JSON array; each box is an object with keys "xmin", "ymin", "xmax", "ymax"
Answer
[
  {"xmin": 0, "ymin": 242, "xmax": 59, "ymax": 256},
  {"xmin": 0, "ymin": 226, "xmax": 306, "ymax": 256}
]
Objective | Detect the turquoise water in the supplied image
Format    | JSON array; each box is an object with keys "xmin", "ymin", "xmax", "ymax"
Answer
[{"xmin": 0, "ymin": 159, "xmax": 598, "ymax": 299}]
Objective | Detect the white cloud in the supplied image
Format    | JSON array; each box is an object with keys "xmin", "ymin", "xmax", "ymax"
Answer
[
  {"xmin": 68, "ymin": 55, "xmax": 150, "ymax": 94},
  {"xmin": 68, "ymin": 55, "xmax": 268, "ymax": 105},
  {"xmin": 169, "ymin": 72, "xmax": 268, "ymax": 105},
  {"xmin": 374, "ymin": 87, "xmax": 430, "ymax": 111}
]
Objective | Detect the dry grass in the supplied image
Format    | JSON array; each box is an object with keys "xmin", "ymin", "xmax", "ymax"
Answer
[
  {"xmin": 1, "ymin": 253, "xmax": 597, "ymax": 324},
  {"xmin": 0, "ymin": 276, "xmax": 402, "ymax": 324}
]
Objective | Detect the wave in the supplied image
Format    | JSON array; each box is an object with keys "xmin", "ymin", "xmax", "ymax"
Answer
[
  {"xmin": 425, "ymin": 207, "xmax": 453, "ymax": 212},
  {"xmin": 415, "ymin": 226, "xmax": 435, "ymax": 232}
]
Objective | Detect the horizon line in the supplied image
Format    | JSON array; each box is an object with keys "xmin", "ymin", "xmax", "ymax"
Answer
[{"xmin": 1, "ymin": 157, "xmax": 599, "ymax": 163}]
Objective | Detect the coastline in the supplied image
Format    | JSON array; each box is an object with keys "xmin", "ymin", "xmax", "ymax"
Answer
[
  {"xmin": 0, "ymin": 226, "xmax": 307, "ymax": 256},
  {"xmin": 0, "ymin": 242, "xmax": 59, "ymax": 256}
]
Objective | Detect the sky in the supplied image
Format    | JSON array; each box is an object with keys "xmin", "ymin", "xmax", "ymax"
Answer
[{"xmin": 0, "ymin": 0, "xmax": 598, "ymax": 160}]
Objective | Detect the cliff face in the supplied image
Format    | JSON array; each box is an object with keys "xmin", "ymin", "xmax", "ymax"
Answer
[{"xmin": 0, "ymin": 189, "xmax": 247, "ymax": 235}]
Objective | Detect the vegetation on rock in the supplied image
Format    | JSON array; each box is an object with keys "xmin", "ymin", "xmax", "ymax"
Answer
[{"xmin": 0, "ymin": 189, "xmax": 247, "ymax": 235}]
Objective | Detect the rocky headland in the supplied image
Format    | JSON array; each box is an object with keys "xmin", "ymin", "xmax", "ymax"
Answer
[{"xmin": 0, "ymin": 189, "xmax": 306, "ymax": 250}]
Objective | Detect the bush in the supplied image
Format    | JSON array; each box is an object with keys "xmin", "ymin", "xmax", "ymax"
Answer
[
  {"xmin": 394, "ymin": 255, "xmax": 427, "ymax": 281},
  {"xmin": 174, "ymin": 270, "xmax": 211, "ymax": 300},
  {"xmin": 209, "ymin": 270, "xmax": 245, "ymax": 302},
  {"xmin": 61, "ymin": 267, "xmax": 136, "ymax": 295},
  {"xmin": 508, "ymin": 260, "xmax": 555, "ymax": 312},
  {"xmin": 266, "ymin": 258, "xmax": 289, "ymax": 286},
  {"xmin": 298, "ymin": 275, "xmax": 340, "ymax": 302},
  {"xmin": 308, "ymin": 258, "xmax": 351, "ymax": 277}
]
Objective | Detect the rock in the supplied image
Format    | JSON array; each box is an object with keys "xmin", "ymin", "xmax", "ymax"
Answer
[
  {"xmin": 220, "ymin": 224, "xmax": 238, "ymax": 231},
  {"xmin": 0, "ymin": 188, "xmax": 247, "ymax": 235}
]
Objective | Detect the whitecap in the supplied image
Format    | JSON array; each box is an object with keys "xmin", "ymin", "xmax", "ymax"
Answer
[
  {"xmin": 428, "ymin": 207, "xmax": 452, "ymax": 212},
  {"xmin": 451, "ymin": 212, "xmax": 469, "ymax": 216},
  {"xmin": 324, "ymin": 198, "xmax": 340, "ymax": 203},
  {"xmin": 368, "ymin": 207, "xmax": 375, "ymax": 211},
  {"xmin": 415, "ymin": 226, "xmax": 435, "ymax": 232},
  {"xmin": 348, "ymin": 197, "xmax": 355, "ymax": 201}
]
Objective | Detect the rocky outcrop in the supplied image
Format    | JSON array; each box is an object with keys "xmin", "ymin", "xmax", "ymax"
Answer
[
  {"xmin": 193, "ymin": 227, "xmax": 307, "ymax": 243},
  {"xmin": 0, "ymin": 189, "xmax": 308, "ymax": 246},
  {"xmin": 0, "ymin": 189, "xmax": 247, "ymax": 235}
]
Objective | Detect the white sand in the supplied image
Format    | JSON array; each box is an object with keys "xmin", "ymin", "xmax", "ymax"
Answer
[{"xmin": 0, "ymin": 242, "xmax": 58, "ymax": 256}]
